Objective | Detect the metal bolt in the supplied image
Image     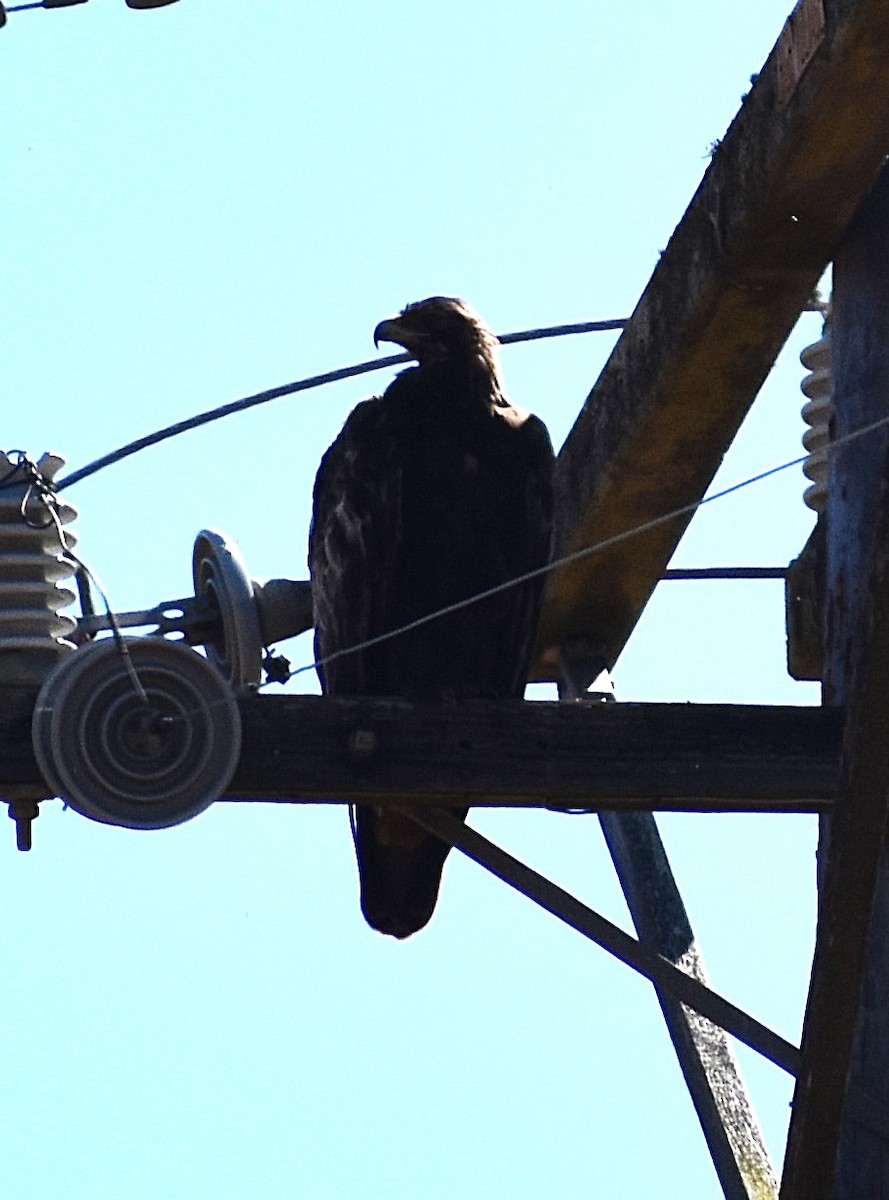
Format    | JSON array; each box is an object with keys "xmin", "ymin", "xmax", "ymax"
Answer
[
  {"xmin": 7, "ymin": 799, "xmax": 38, "ymax": 851},
  {"xmin": 348, "ymin": 729, "xmax": 377, "ymax": 760}
]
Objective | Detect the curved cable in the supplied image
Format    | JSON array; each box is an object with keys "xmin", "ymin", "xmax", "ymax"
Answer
[{"xmin": 54, "ymin": 319, "xmax": 627, "ymax": 491}]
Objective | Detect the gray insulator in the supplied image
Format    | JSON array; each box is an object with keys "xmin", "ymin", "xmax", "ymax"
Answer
[
  {"xmin": 799, "ymin": 320, "xmax": 833, "ymax": 516},
  {"xmin": 32, "ymin": 637, "xmax": 242, "ymax": 830},
  {"xmin": 192, "ymin": 529, "xmax": 263, "ymax": 688},
  {"xmin": 0, "ymin": 450, "xmax": 79, "ymax": 684},
  {"xmin": 191, "ymin": 531, "xmax": 314, "ymax": 688}
]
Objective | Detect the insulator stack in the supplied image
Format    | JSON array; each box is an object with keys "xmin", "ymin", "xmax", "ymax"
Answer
[
  {"xmin": 0, "ymin": 451, "xmax": 79, "ymax": 685},
  {"xmin": 799, "ymin": 316, "xmax": 833, "ymax": 515}
]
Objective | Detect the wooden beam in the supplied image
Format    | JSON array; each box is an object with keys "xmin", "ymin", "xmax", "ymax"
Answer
[
  {"xmin": 230, "ymin": 697, "xmax": 836, "ymax": 810},
  {"xmin": 0, "ymin": 695, "xmax": 841, "ymax": 811},
  {"xmin": 406, "ymin": 807, "xmax": 800, "ymax": 1076},
  {"xmin": 601, "ymin": 810, "xmax": 778, "ymax": 1200},
  {"xmin": 538, "ymin": 0, "xmax": 889, "ymax": 674},
  {"xmin": 780, "ymin": 163, "xmax": 889, "ymax": 1200},
  {"xmin": 786, "ymin": 522, "xmax": 825, "ymax": 682},
  {"xmin": 557, "ymin": 658, "xmax": 777, "ymax": 1200}
]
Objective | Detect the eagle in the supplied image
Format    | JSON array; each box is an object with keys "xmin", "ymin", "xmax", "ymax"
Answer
[{"xmin": 309, "ymin": 296, "xmax": 554, "ymax": 938}]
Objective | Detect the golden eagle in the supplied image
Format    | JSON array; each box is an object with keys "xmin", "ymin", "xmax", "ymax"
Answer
[{"xmin": 309, "ymin": 297, "xmax": 554, "ymax": 937}]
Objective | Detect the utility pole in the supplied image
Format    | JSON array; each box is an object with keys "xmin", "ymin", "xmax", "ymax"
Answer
[
  {"xmin": 781, "ymin": 162, "xmax": 889, "ymax": 1199},
  {"xmin": 824, "ymin": 161, "xmax": 889, "ymax": 1200}
]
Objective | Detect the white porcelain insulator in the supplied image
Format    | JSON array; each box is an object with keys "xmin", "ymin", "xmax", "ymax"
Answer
[
  {"xmin": 0, "ymin": 450, "xmax": 79, "ymax": 684},
  {"xmin": 799, "ymin": 323, "xmax": 833, "ymax": 515}
]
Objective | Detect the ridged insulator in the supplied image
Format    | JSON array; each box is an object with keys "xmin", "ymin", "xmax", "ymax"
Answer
[
  {"xmin": 0, "ymin": 451, "xmax": 79, "ymax": 685},
  {"xmin": 799, "ymin": 318, "xmax": 833, "ymax": 515}
]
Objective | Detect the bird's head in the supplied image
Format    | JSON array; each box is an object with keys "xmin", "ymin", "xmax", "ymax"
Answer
[{"xmin": 374, "ymin": 296, "xmax": 502, "ymax": 376}]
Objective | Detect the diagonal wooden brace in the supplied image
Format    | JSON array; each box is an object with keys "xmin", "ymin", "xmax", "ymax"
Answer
[{"xmin": 401, "ymin": 805, "xmax": 799, "ymax": 1078}]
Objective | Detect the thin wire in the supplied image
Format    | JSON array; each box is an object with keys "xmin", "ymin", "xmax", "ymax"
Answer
[
  {"xmin": 0, "ymin": 452, "xmax": 33, "ymax": 490},
  {"xmin": 286, "ymin": 411, "xmax": 889, "ymax": 683},
  {"xmin": 54, "ymin": 319, "xmax": 628, "ymax": 491},
  {"xmin": 13, "ymin": 304, "xmax": 835, "ymax": 690},
  {"xmin": 17, "ymin": 405, "xmax": 875, "ymax": 730},
  {"xmin": 61, "ymin": 548, "xmax": 151, "ymax": 707}
]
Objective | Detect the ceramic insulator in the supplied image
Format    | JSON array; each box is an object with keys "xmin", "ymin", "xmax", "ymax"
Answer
[
  {"xmin": 0, "ymin": 451, "xmax": 79, "ymax": 685},
  {"xmin": 799, "ymin": 319, "xmax": 833, "ymax": 515}
]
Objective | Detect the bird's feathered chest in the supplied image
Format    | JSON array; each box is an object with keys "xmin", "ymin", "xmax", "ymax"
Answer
[
  {"xmin": 386, "ymin": 369, "xmax": 520, "ymax": 516},
  {"xmin": 373, "ymin": 366, "xmax": 543, "ymax": 578},
  {"xmin": 309, "ymin": 361, "xmax": 554, "ymax": 697}
]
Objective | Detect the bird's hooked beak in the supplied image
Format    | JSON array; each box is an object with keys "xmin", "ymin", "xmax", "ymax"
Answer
[
  {"xmin": 374, "ymin": 315, "xmax": 424, "ymax": 358},
  {"xmin": 371, "ymin": 319, "xmax": 403, "ymax": 350}
]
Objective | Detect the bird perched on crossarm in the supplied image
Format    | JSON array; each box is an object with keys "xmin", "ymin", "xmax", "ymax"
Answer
[{"xmin": 309, "ymin": 296, "xmax": 554, "ymax": 938}]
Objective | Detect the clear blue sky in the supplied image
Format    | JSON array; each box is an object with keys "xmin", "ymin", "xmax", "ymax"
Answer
[{"xmin": 3, "ymin": 3, "xmax": 824, "ymax": 1197}]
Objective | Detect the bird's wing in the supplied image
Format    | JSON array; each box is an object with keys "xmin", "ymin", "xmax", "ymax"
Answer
[
  {"xmin": 308, "ymin": 398, "xmax": 402, "ymax": 694},
  {"xmin": 517, "ymin": 414, "xmax": 556, "ymax": 681},
  {"xmin": 486, "ymin": 410, "xmax": 555, "ymax": 695},
  {"xmin": 311, "ymin": 396, "xmax": 446, "ymax": 939},
  {"xmin": 309, "ymin": 393, "xmax": 554, "ymax": 940}
]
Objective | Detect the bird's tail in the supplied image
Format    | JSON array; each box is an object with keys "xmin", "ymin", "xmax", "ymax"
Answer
[{"xmin": 352, "ymin": 805, "xmax": 467, "ymax": 938}]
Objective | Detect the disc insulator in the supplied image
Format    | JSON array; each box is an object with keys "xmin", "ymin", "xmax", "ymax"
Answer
[
  {"xmin": 32, "ymin": 637, "xmax": 241, "ymax": 830},
  {"xmin": 192, "ymin": 529, "xmax": 263, "ymax": 687}
]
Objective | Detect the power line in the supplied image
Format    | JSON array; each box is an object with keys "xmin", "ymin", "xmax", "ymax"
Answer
[
  {"xmin": 14, "ymin": 302, "xmax": 839, "ymax": 687},
  {"xmin": 53, "ymin": 304, "xmax": 830, "ymax": 492},
  {"xmin": 54, "ymin": 318, "xmax": 628, "ymax": 491},
  {"xmin": 11, "ymin": 401, "xmax": 870, "ymax": 702},
  {"xmin": 4, "ymin": 1, "xmax": 179, "ymax": 14},
  {"xmin": 285, "ymin": 411, "xmax": 889, "ymax": 683},
  {"xmin": 286, "ymin": 452, "xmax": 810, "ymax": 681}
]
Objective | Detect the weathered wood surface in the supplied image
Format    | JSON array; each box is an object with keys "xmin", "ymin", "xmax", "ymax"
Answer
[
  {"xmin": 226, "ymin": 697, "xmax": 839, "ymax": 810},
  {"xmin": 601, "ymin": 811, "xmax": 778, "ymax": 1200},
  {"xmin": 537, "ymin": 0, "xmax": 889, "ymax": 676},
  {"xmin": 556, "ymin": 660, "xmax": 778, "ymax": 1199},
  {"xmin": 780, "ymin": 163, "xmax": 889, "ymax": 1200},
  {"xmin": 0, "ymin": 694, "xmax": 842, "ymax": 811},
  {"xmin": 785, "ymin": 522, "xmax": 825, "ymax": 681}
]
